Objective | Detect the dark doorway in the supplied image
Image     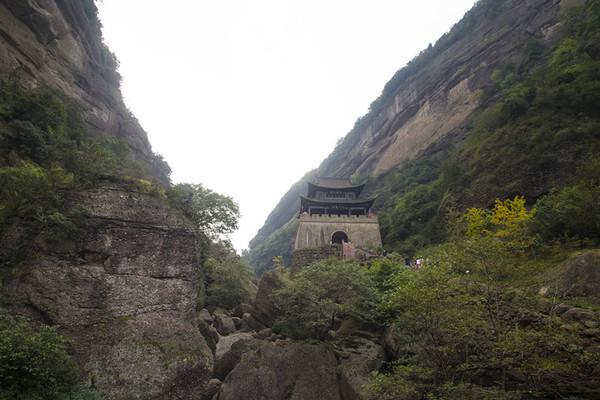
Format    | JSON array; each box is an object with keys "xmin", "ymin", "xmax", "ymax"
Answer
[{"xmin": 331, "ymin": 231, "xmax": 349, "ymax": 245}]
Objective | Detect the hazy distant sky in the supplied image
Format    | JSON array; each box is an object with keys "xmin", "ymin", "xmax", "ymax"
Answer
[{"xmin": 97, "ymin": 0, "xmax": 477, "ymax": 251}]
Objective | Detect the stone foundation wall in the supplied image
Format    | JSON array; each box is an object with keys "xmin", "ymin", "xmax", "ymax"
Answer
[
  {"xmin": 291, "ymin": 247, "xmax": 340, "ymax": 273},
  {"xmin": 294, "ymin": 215, "xmax": 382, "ymax": 251}
]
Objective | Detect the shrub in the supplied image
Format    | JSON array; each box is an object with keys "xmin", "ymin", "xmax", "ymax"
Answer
[
  {"xmin": 272, "ymin": 260, "xmax": 379, "ymax": 339},
  {"xmin": 0, "ymin": 311, "xmax": 78, "ymax": 400},
  {"xmin": 204, "ymin": 254, "xmax": 255, "ymax": 310}
]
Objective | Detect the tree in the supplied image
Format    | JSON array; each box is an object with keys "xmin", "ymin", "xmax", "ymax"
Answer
[
  {"xmin": 204, "ymin": 241, "xmax": 255, "ymax": 310},
  {"xmin": 0, "ymin": 311, "xmax": 78, "ymax": 400},
  {"xmin": 272, "ymin": 260, "xmax": 379, "ymax": 340},
  {"xmin": 169, "ymin": 183, "xmax": 240, "ymax": 238}
]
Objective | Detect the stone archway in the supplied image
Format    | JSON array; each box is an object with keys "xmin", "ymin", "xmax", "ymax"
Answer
[{"xmin": 331, "ymin": 231, "xmax": 349, "ymax": 245}]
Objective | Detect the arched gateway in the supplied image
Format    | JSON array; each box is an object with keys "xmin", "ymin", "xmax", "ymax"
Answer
[{"xmin": 331, "ymin": 231, "xmax": 349, "ymax": 245}]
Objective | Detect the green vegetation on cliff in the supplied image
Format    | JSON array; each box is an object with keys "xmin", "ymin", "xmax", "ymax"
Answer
[{"xmin": 378, "ymin": 1, "xmax": 600, "ymax": 256}]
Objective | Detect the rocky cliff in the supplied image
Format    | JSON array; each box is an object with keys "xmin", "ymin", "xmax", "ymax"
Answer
[
  {"xmin": 5, "ymin": 185, "xmax": 212, "ymax": 399},
  {"xmin": 0, "ymin": 0, "xmax": 169, "ymax": 183},
  {"xmin": 248, "ymin": 0, "xmax": 592, "ymax": 273},
  {"xmin": 0, "ymin": 1, "xmax": 211, "ymax": 398}
]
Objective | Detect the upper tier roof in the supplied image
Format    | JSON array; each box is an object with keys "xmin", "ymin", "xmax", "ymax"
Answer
[
  {"xmin": 300, "ymin": 196, "xmax": 376, "ymax": 208},
  {"xmin": 312, "ymin": 177, "xmax": 353, "ymax": 188}
]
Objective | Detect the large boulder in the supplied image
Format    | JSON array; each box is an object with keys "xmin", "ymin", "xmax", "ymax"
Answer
[
  {"xmin": 214, "ymin": 333, "xmax": 262, "ymax": 380},
  {"xmin": 214, "ymin": 312, "xmax": 237, "ymax": 336},
  {"xmin": 253, "ymin": 270, "xmax": 286, "ymax": 326},
  {"xmin": 546, "ymin": 251, "xmax": 600, "ymax": 297},
  {"xmin": 240, "ymin": 312, "xmax": 266, "ymax": 332},
  {"xmin": 336, "ymin": 338, "xmax": 385, "ymax": 400},
  {"xmin": 3, "ymin": 186, "xmax": 213, "ymax": 399},
  {"xmin": 218, "ymin": 341, "xmax": 341, "ymax": 400}
]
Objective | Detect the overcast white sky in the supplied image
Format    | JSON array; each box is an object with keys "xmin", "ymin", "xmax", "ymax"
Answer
[{"xmin": 97, "ymin": 0, "xmax": 477, "ymax": 251}]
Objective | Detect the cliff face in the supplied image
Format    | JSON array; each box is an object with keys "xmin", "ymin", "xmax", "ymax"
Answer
[
  {"xmin": 0, "ymin": 1, "xmax": 212, "ymax": 398},
  {"xmin": 5, "ymin": 186, "xmax": 212, "ymax": 399},
  {"xmin": 319, "ymin": 0, "xmax": 565, "ymax": 178},
  {"xmin": 248, "ymin": 0, "xmax": 578, "ymax": 272},
  {"xmin": 0, "ymin": 0, "xmax": 169, "ymax": 183}
]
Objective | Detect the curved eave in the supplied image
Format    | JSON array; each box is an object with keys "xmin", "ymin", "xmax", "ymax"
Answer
[
  {"xmin": 300, "ymin": 195, "xmax": 376, "ymax": 207},
  {"xmin": 307, "ymin": 182, "xmax": 365, "ymax": 194}
]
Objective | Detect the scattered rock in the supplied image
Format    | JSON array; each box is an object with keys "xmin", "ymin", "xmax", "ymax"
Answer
[
  {"xmin": 232, "ymin": 317, "xmax": 242, "ymax": 330},
  {"xmin": 255, "ymin": 328, "xmax": 272, "ymax": 339},
  {"xmin": 337, "ymin": 338, "xmax": 385, "ymax": 400},
  {"xmin": 562, "ymin": 308, "xmax": 595, "ymax": 322},
  {"xmin": 240, "ymin": 313, "xmax": 265, "ymax": 332},
  {"xmin": 553, "ymin": 303, "xmax": 572, "ymax": 315},
  {"xmin": 582, "ymin": 328, "xmax": 600, "ymax": 338},
  {"xmin": 218, "ymin": 341, "xmax": 341, "ymax": 400},
  {"xmin": 232, "ymin": 303, "xmax": 256, "ymax": 318},
  {"xmin": 584, "ymin": 320, "xmax": 599, "ymax": 329},
  {"xmin": 198, "ymin": 319, "xmax": 220, "ymax": 354},
  {"xmin": 214, "ymin": 313, "xmax": 237, "ymax": 336},
  {"xmin": 202, "ymin": 379, "xmax": 222, "ymax": 400},
  {"xmin": 199, "ymin": 309, "xmax": 214, "ymax": 325},
  {"xmin": 546, "ymin": 251, "xmax": 600, "ymax": 297},
  {"xmin": 214, "ymin": 335, "xmax": 262, "ymax": 380},
  {"xmin": 253, "ymin": 270, "xmax": 285, "ymax": 327}
]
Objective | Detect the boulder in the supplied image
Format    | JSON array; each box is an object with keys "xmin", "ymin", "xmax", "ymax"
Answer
[
  {"xmin": 202, "ymin": 379, "xmax": 222, "ymax": 400},
  {"xmin": 546, "ymin": 251, "xmax": 600, "ymax": 297},
  {"xmin": 336, "ymin": 338, "xmax": 385, "ymax": 400},
  {"xmin": 562, "ymin": 307, "xmax": 596, "ymax": 322},
  {"xmin": 218, "ymin": 341, "xmax": 341, "ymax": 400},
  {"xmin": 253, "ymin": 270, "xmax": 285, "ymax": 326},
  {"xmin": 199, "ymin": 309, "xmax": 214, "ymax": 325},
  {"xmin": 198, "ymin": 319, "xmax": 220, "ymax": 354},
  {"xmin": 214, "ymin": 334, "xmax": 262, "ymax": 380},
  {"xmin": 214, "ymin": 313, "xmax": 237, "ymax": 336},
  {"xmin": 255, "ymin": 328, "xmax": 273, "ymax": 339},
  {"xmin": 232, "ymin": 303, "xmax": 257, "ymax": 318},
  {"xmin": 232, "ymin": 317, "xmax": 242, "ymax": 330},
  {"xmin": 240, "ymin": 312, "xmax": 266, "ymax": 332}
]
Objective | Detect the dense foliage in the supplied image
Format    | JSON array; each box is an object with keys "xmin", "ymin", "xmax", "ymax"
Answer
[
  {"xmin": 203, "ymin": 241, "xmax": 255, "ymax": 310},
  {"xmin": 0, "ymin": 311, "xmax": 78, "ymax": 400},
  {"xmin": 272, "ymin": 260, "xmax": 379, "ymax": 339},
  {"xmin": 169, "ymin": 183, "xmax": 240, "ymax": 238}
]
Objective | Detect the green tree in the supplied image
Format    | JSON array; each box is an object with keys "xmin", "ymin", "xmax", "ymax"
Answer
[
  {"xmin": 272, "ymin": 260, "xmax": 379, "ymax": 339},
  {"xmin": 0, "ymin": 312, "xmax": 78, "ymax": 400},
  {"xmin": 204, "ymin": 241, "xmax": 255, "ymax": 309},
  {"xmin": 169, "ymin": 183, "xmax": 239, "ymax": 238}
]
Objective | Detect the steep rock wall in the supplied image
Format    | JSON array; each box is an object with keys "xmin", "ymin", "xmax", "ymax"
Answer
[
  {"xmin": 5, "ymin": 185, "xmax": 212, "ymax": 399},
  {"xmin": 0, "ymin": 0, "xmax": 169, "ymax": 183}
]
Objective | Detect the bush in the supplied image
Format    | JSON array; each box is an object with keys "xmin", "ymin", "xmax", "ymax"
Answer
[
  {"xmin": 0, "ymin": 311, "xmax": 78, "ymax": 400},
  {"xmin": 169, "ymin": 183, "xmax": 239, "ymax": 238},
  {"xmin": 272, "ymin": 260, "xmax": 379, "ymax": 339},
  {"xmin": 204, "ymin": 250, "xmax": 255, "ymax": 310},
  {"xmin": 533, "ymin": 157, "xmax": 600, "ymax": 242}
]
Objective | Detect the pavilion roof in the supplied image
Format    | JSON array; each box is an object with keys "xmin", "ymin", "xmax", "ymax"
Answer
[
  {"xmin": 312, "ymin": 177, "xmax": 353, "ymax": 188},
  {"xmin": 300, "ymin": 195, "xmax": 376, "ymax": 208}
]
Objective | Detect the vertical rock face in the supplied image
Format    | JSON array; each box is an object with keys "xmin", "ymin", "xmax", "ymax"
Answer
[
  {"xmin": 5, "ymin": 186, "xmax": 213, "ymax": 399},
  {"xmin": 0, "ymin": 2, "xmax": 211, "ymax": 397},
  {"xmin": 0, "ymin": 0, "xmax": 169, "ymax": 183}
]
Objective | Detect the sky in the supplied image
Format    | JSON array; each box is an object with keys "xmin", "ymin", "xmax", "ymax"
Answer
[{"xmin": 97, "ymin": 0, "xmax": 477, "ymax": 251}]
